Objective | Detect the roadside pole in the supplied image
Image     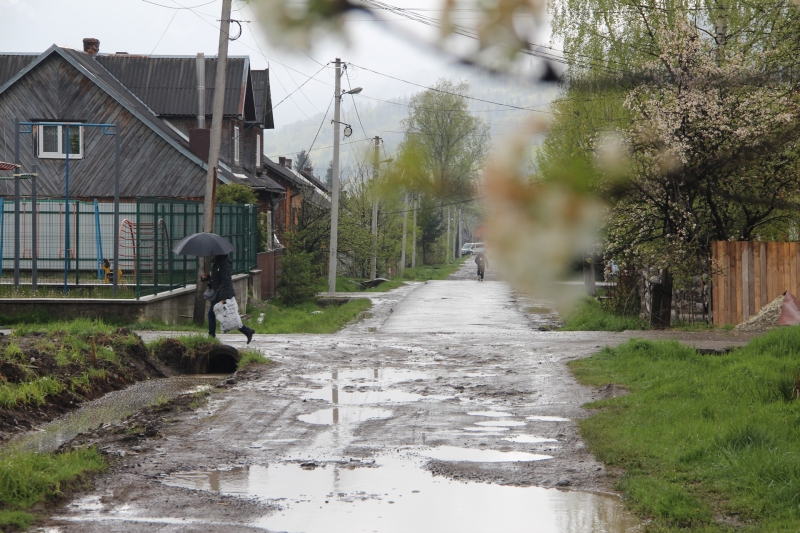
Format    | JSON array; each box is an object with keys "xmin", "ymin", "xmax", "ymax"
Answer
[
  {"xmin": 370, "ymin": 136, "xmax": 379, "ymax": 280},
  {"xmin": 411, "ymin": 195, "xmax": 417, "ymax": 268},
  {"xmin": 194, "ymin": 0, "xmax": 232, "ymax": 325},
  {"xmin": 400, "ymin": 193, "xmax": 407, "ymax": 276},
  {"xmin": 327, "ymin": 58, "xmax": 343, "ymax": 294}
]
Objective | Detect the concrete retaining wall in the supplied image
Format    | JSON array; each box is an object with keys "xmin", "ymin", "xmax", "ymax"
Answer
[{"xmin": 0, "ymin": 274, "xmax": 251, "ymax": 325}]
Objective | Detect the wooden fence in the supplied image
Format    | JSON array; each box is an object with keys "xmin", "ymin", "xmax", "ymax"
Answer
[{"xmin": 712, "ymin": 241, "xmax": 799, "ymax": 326}]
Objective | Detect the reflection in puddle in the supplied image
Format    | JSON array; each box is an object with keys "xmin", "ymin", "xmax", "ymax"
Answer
[
  {"xmin": 163, "ymin": 456, "xmax": 641, "ymax": 533},
  {"xmin": 468, "ymin": 411, "xmax": 513, "ymax": 417},
  {"xmin": 298, "ymin": 407, "xmax": 392, "ymax": 426},
  {"xmin": 503, "ymin": 435, "xmax": 559, "ymax": 444},
  {"xmin": 418, "ymin": 446, "xmax": 552, "ymax": 463},
  {"xmin": 462, "ymin": 427, "xmax": 509, "ymax": 432},
  {"xmin": 303, "ymin": 388, "xmax": 423, "ymax": 404},
  {"xmin": 304, "ymin": 368, "xmax": 438, "ymax": 384},
  {"xmin": 9, "ymin": 376, "xmax": 222, "ymax": 453},
  {"xmin": 474, "ymin": 420, "xmax": 526, "ymax": 427},
  {"xmin": 527, "ymin": 416, "xmax": 571, "ymax": 422}
]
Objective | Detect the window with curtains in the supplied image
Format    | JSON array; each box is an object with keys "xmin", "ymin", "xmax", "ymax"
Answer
[{"xmin": 38, "ymin": 123, "xmax": 83, "ymax": 159}]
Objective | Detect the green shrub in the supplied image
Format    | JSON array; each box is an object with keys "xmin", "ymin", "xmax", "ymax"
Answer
[
  {"xmin": 561, "ymin": 298, "xmax": 647, "ymax": 331},
  {"xmin": 277, "ymin": 245, "xmax": 318, "ymax": 306}
]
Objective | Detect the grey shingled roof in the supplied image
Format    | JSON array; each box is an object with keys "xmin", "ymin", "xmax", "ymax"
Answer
[
  {"xmin": 0, "ymin": 54, "xmax": 36, "ymax": 88},
  {"xmin": 95, "ymin": 55, "xmax": 249, "ymax": 119}
]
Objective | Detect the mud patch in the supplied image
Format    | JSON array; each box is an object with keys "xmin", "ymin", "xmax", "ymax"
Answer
[
  {"xmin": 417, "ymin": 446, "xmax": 552, "ymax": 463},
  {"xmin": 303, "ymin": 388, "xmax": 423, "ymax": 404},
  {"xmin": 527, "ymin": 415, "xmax": 571, "ymax": 422},
  {"xmin": 503, "ymin": 435, "xmax": 559, "ymax": 444}
]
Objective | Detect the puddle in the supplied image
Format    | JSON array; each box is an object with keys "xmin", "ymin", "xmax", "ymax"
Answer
[
  {"xmin": 303, "ymin": 388, "xmax": 423, "ymax": 404},
  {"xmin": 474, "ymin": 420, "xmax": 526, "ymax": 427},
  {"xmin": 417, "ymin": 446, "xmax": 552, "ymax": 463},
  {"xmin": 503, "ymin": 435, "xmax": 559, "ymax": 444},
  {"xmin": 304, "ymin": 368, "xmax": 438, "ymax": 384},
  {"xmin": 527, "ymin": 416, "xmax": 571, "ymax": 422},
  {"xmin": 468, "ymin": 411, "xmax": 513, "ymax": 417},
  {"xmin": 462, "ymin": 427, "xmax": 509, "ymax": 432},
  {"xmin": 9, "ymin": 376, "xmax": 221, "ymax": 453},
  {"xmin": 298, "ymin": 407, "xmax": 393, "ymax": 426},
  {"xmin": 163, "ymin": 455, "xmax": 642, "ymax": 532}
]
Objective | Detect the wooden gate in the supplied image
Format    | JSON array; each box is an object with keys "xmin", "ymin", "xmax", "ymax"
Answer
[{"xmin": 712, "ymin": 241, "xmax": 800, "ymax": 326}]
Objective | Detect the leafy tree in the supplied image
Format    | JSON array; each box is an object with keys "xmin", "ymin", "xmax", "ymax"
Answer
[
  {"xmin": 277, "ymin": 236, "xmax": 318, "ymax": 306},
  {"xmin": 216, "ymin": 183, "xmax": 257, "ymax": 205}
]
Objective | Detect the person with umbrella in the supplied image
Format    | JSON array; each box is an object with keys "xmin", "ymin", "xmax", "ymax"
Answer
[
  {"xmin": 173, "ymin": 232, "xmax": 255, "ymax": 343},
  {"xmin": 201, "ymin": 254, "xmax": 255, "ymax": 342}
]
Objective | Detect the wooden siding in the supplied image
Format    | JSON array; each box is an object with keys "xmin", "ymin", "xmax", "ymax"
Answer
[
  {"xmin": 0, "ymin": 54, "xmax": 207, "ymax": 199},
  {"xmin": 711, "ymin": 241, "xmax": 799, "ymax": 326}
]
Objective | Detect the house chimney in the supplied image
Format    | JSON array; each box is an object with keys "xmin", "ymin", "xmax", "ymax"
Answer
[
  {"xmin": 83, "ymin": 38, "xmax": 100, "ymax": 56},
  {"xmin": 304, "ymin": 166, "xmax": 313, "ymax": 173},
  {"xmin": 285, "ymin": 158, "xmax": 292, "ymax": 170},
  {"xmin": 196, "ymin": 53, "xmax": 206, "ymax": 129},
  {"xmin": 189, "ymin": 129, "xmax": 211, "ymax": 161},
  {"xmin": 279, "ymin": 156, "xmax": 286, "ymax": 167}
]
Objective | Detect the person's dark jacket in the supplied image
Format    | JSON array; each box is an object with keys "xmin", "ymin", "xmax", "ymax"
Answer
[
  {"xmin": 475, "ymin": 253, "xmax": 488, "ymax": 270},
  {"xmin": 209, "ymin": 256, "xmax": 236, "ymax": 300}
]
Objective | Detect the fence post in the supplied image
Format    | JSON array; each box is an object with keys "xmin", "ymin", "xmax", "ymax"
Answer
[
  {"xmin": 75, "ymin": 200, "xmax": 80, "ymax": 286},
  {"xmin": 0, "ymin": 200, "xmax": 4, "ymax": 279},
  {"xmin": 31, "ymin": 166, "xmax": 37, "ymax": 292},
  {"xmin": 153, "ymin": 199, "xmax": 159, "ymax": 292},
  {"xmin": 136, "ymin": 199, "xmax": 141, "ymax": 299},
  {"xmin": 168, "ymin": 202, "xmax": 173, "ymax": 289}
]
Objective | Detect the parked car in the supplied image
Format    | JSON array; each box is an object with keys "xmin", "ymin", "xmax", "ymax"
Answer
[
  {"xmin": 471, "ymin": 242, "xmax": 486, "ymax": 254},
  {"xmin": 461, "ymin": 243, "xmax": 474, "ymax": 256}
]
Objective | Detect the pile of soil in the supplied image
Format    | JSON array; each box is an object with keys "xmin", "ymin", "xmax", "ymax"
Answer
[
  {"xmin": 0, "ymin": 329, "xmax": 169, "ymax": 443},
  {"xmin": 735, "ymin": 294, "xmax": 785, "ymax": 332}
]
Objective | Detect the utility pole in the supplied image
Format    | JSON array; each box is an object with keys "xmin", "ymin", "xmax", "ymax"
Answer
[
  {"xmin": 370, "ymin": 136, "xmax": 380, "ymax": 280},
  {"xmin": 411, "ymin": 195, "xmax": 417, "ymax": 268},
  {"xmin": 456, "ymin": 208, "xmax": 461, "ymax": 259},
  {"xmin": 327, "ymin": 58, "xmax": 343, "ymax": 293},
  {"xmin": 446, "ymin": 204, "xmax": 451, "ymax": 264},
  {"xmin": 194, "ymin": 0, "xmax": 232, "ymax": 325},
  {"xmin": 400, "ymin": 193, "xmax": 408, "ymax": 276}
]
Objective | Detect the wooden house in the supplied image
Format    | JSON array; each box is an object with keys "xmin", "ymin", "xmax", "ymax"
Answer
[{"xmin": 0, "ymin": 39, "xmax": 284, "ymax": 206}]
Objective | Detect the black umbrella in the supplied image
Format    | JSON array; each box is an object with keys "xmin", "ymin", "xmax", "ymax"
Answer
[{"xmin": 172, "ymin": 232, "xmax": 235, "ymax": 256}]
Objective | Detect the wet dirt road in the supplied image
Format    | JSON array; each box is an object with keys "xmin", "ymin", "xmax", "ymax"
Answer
[{"xmin": 45, "ymin": 261, "xmax": 747, "ymax": 532}]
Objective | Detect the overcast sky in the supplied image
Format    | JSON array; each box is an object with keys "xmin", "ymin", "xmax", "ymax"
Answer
[{"xmin": 0, "ymin": 0, "xmax": 555, "ymax": 129}]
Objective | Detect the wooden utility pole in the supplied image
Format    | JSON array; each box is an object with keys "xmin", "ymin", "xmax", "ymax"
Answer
[
  {"xmin": 400, "ymin": 193, "xmax": 408, "ymax": 276},
  {"xmin": 193, "ymin": 0, "xmax": 232, "ymax": 325},
  {"xmin": 411, "ymin": 195, "xmax": 417, "ymax": 268}
]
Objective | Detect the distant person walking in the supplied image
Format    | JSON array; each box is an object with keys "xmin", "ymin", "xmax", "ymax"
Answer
[
  {"xmin": 202, "ymin": 254, "xmax": 255, "ymax": 343},
  {"xmin": 475, "ymin": 252, "xmax": 488, "ymax": 281}
]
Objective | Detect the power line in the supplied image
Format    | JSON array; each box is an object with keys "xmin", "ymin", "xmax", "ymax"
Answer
[
  {"xmin": 142, "ymin": 0, "xmax": 215, "ymax": 9},
  {"xmin": 345, "ymin": 67, "xmax": 372, "ymax": 140},
  {"xmin": 306, "ymin": 95, "xmax": 334, "ymax": 156},
  {"xmin": 269, "ymin": 64, "xmax": 328, "ymax": 112},
  {"xmin": 349, "ymin": 62, "xmax": 552, "ymax": 113},
  {"xmin": 149, "ymin": 9, "xmax": 179, "ymax": 55}
]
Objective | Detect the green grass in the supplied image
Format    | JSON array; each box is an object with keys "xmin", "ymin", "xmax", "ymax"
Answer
[
  {"xmin": 569, "ymin": 328, "xmax": 800, "ymax": 531},
  {"xmin": 237, "ymin": 348, "xmax": 270, "ymax": 369},
  {"xmin": 0, "ymin": 377, "xmax": 64, "ymax": 409},
  {"xmin": 11, "ymin": 317, "xmax": 118, "ymax": 337},
  {"xmin": 320, "ymin": 259, "xmax": 467, "ymax": 294},
  {"xmin": 0, "ymin": 447, "xmax": 106, "ymax": 529},
  {"xmin": 561, "ymin": 299, "xmax": 648, "ymax": 331},
  {"xmin": 246, "ymin": 299, "xmax": 371, "ymax": 334},
  {"xmin": 0, "ymin": 285, "xmax": 138, "ymax": 299}
]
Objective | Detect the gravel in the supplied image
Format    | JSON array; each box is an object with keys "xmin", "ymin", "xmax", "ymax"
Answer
[{"xmin": 735, "ymin": 294, "xmax": 785, "ymax": 331}]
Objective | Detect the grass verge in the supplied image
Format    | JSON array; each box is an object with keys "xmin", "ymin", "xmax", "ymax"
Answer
[
  {"xmin": 320, "ymin": 259, "xmax": 467, "ymax": 293},
  {"xmin": 237, "ymin": 348, "xmax": 270, "ymax": 369},
  {"xmin": 569, "ymin": 328, "xmax": 800, "ymax": 531},
  {"xmin": 0, "ymin": 447, "xmax": 106, "ymax": 530},
  {"xmin": 561, "ymin": 299, "xmax": 648, "ymax": 331},
  {"xmin": 246, "ymin": 299, "xmax": 371, "ymax": 334}
]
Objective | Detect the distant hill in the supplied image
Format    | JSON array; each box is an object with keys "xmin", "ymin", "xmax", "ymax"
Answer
[{"xmin": 262, "ymin": 73, "xmax": 558, "ymax": 182}]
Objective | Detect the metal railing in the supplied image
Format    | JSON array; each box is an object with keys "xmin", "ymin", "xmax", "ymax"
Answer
[{"xmin": 0, "ymin": 197, "xmax": 258, "ymax": 298}]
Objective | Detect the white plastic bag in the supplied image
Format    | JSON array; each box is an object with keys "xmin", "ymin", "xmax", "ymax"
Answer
[{"xmin": 213, "ymin": 297, "xmax": 243, "ymax": 333}]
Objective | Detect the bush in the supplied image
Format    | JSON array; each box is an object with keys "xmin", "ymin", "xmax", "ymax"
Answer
[
  {"xmin": 216, "ymin": 183, "xmax": 257, "ymax": 205},
  {"xmin": 277, "ymin": 246, "xmax": 318, "ymax": 306}
]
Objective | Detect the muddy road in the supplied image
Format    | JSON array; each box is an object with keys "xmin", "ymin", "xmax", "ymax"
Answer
[{"xmin": 44, "ymin": 262, "xmax": 751, "ymax": 532}]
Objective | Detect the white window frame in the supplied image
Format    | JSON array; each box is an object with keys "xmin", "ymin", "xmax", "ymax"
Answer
[
  {"xmin": 38, "ymin": 123, "xmax": 84, "ymax": 159},
  {"xmin": 234, "ymin": 126, "xmax": 240, "ymax": 164},
  {"xmin": 256, "ymin": 134, "xmax": 261, "ymax": 168}
]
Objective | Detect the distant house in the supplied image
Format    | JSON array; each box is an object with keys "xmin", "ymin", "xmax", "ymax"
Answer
[
  {"xmin": 261, "ymin": 156, "xmax": 330, "ymax": 241},
  {"xmin": 0, "ymin": 38, "xmax": 284, "ymax": 209}
]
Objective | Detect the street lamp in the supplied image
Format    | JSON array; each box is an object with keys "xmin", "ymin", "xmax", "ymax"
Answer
[{"xmin": 344, "ymin": 87, "xmax": 363, "ymax": 95}]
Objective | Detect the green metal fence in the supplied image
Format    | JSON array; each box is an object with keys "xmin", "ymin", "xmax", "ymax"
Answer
[{"xmin": 0, "ymin": 197, "xmax": 258, "ymax": 298}]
